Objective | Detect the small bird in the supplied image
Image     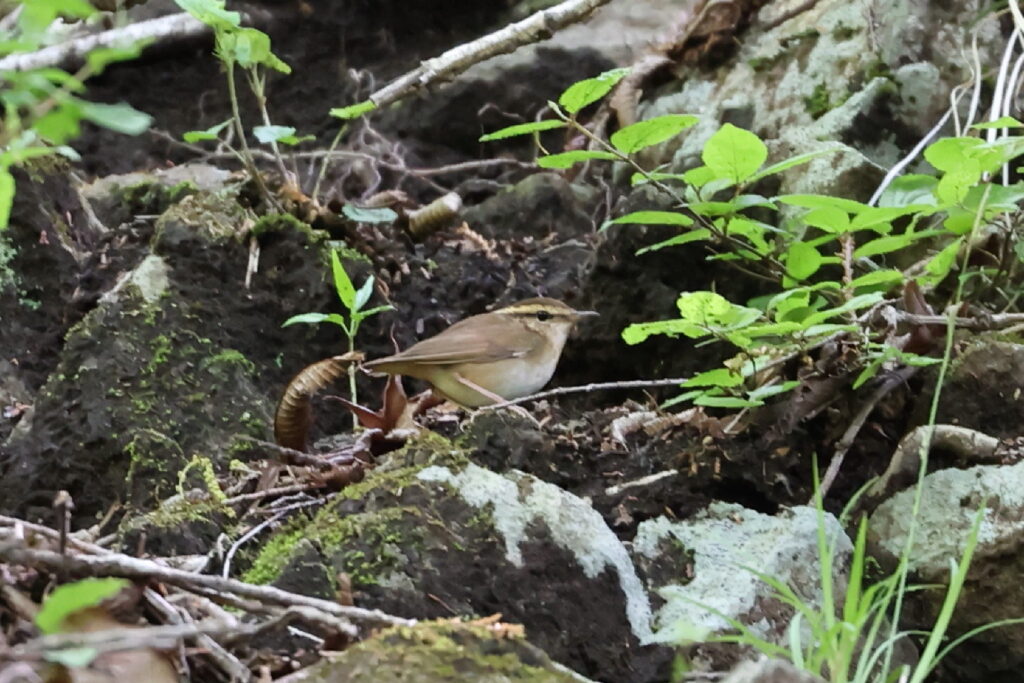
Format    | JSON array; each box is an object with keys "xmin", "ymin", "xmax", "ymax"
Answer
[{"xmin": 363, "ymin": 298, "xmax": 598, "ymax": 408}]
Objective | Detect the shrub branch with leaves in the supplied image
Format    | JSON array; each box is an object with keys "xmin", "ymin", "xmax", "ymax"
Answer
[
  {"xmin": 0, "ymin": 0, "xmax": 153, "ymax": 229},
  {"xmin": 481, "ymin": 68, "xmax": 1024, "ymax": 411}
]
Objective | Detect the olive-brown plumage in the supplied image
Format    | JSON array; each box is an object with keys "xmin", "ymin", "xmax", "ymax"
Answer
[{"xmin": 364, "ymin": 298, "xmax": 596, "ymax": 407}]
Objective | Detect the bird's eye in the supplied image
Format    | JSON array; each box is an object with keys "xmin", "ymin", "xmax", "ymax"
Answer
[{"xmin": 535, "ymin": 310, "xmax": 553, "ymax": 321}]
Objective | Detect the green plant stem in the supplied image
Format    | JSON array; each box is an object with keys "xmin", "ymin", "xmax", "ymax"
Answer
[
  {"xmin": 312, "ymin": 125, "xmax": 347, "ymax": 202},
  {"xmin": 224, "ymin": 61, "xmax": 278, "ymax": 210},
  {"xmin": 347, "ymin": 335, "xmax": 358, "ymax": 429},
  {"xmin": 882, "ymin": 183, "xmax": 992, "ymax": 680},
  {"xmin": 246, "ymin": 68, "xmax": 291, "ymax": 182}
]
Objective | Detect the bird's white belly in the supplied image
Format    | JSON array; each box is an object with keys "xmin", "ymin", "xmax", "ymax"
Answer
[{"xmin": 430, "ymin": 356, "xmax": 559, "ymax": 407}]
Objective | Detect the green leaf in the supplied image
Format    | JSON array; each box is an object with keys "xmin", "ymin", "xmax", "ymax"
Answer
[
  {"xmin": 216, "ymin": 27, "xmax": 290, "ymax": 72},
  {"xmin": 330, "ymin": 101, "xmax": 376, "ymax": 120},
  {"xmin": 877, "ymin": 174, "xmax": 940, "ymax": 208},
  {"xmin": 919, "ymin": 237, "xmax": 962, "ymax": 286},
  {"xmin": 478, "ymin": 119, "xmax": 565, "ymax": 141},
  {"xmin": 724, "ymin": 218, "xmax": 771, "ymax": 254},
  {"xmin": 19, "ymin": 0, "xmax": 94, "ymax": 38},
  {"xmin": 935, "ymin": 162, "xmax": 981, "ymax": 204},
  {"xmin": 683, "ymin": 368, "xmax": 744, "ymax": 388},
  {"xmin": 853, "ymin": 231, "xmax": 940, "ymax": 259},
  {"xmin": 676, "ymin": 291, "xmax": 732, "ymax": 323},
  {"xmin": 610, "ymin": 114, "xmax": 698, "ymax": 154},
  {"xmin": 330, "ymin": 251, "xmax": 356, "ymax": 309},
  {"xmin": 801, "ymin": 292, "xmax": 884, "ymax": 327},
  {"xmin": 354, "ymin": 275, "xmax": 374, "ymax": 311},
  {"xmin": 44, "ymin": 647, "xmax": 100, "ymax": 668},
  {"xmin": 86, "ymin": 42, "xmax": 149, "ymax": 75},
  {"xmin": 701, "ymin": 123, "xmax": 768, "ymax": 184},
  {"xmin": 356, "ymin": 304, "xmax": 394, "ymax": 319},
  {"xmin": 35, "ymin": 578, "xmax": 129, "ymax": 635},
  {"xmin": 253, "ymin": 124, "xmax": 296, "ymax": 143},
  {"xmin": 622, "ymin": 319, "xmax": 705, "ymax": 344},
  {"xmin": 747, "ymin": 148, "xmax": 837, "ymax": 182},
  {"xmin": 777, "ymin": 194, "xmax": 868, "ymax": 214},
  {"xmin": 695, "ymin": 394, "xmax": 761, "ymax": 408},
  {"xmin": 785, "ymin": 242, "xmax": 823, "ymax": 280},
  {"xmin": 924, "ymin": 137, "xmax": 982, "ymax": 172},
  {"xmin": 636, "ymin": 228, "xmax": 711, "ymax": 254},
  {"xmin": 743, "ymin": 321, "xmax": 805, "ymax": 337},
  {"xmin": 342, "ymin": 205, "xmax": 398, "ymax": 224},
  {"xmin": 607, "ymin": 210, "xmax": 694, "ymax": 227},
  {"xmin": 802, "ymin": 206, "xmax": 849, "ymax": 233},
  {"xmin": 34, "ymin": 108, "xmax": 81, "ymax": 144},
  {"xmin": 0, "ymin": 169, "xmax": 13, "ymax": 229},
  {"xmin": 558, "ymin": 68, "xmax": 630, "ymax": 114},
  {"xmin": 747, "ymin": 380, "xmax": 800, "ymax": 401},
  {"xmin": 183, "ymin": 118, "xmax": 232, "ymax": 143},
  {"xmin": 282, "ymin": 312, "xmax": 330, "ymax": 326},
  {"xmin": 850, "ymin": 269, "xmax": 904, "ymax": 289},
  {"xmin": 536, "ymin": 150, "xmax": 620, "ymax": 168},
  {"xmin": 174, "ymin": 0, "xmax": 241, "ymax": 29},
  {"xmin": 850, "ymin": 205, "xmax": 932, "ymax": 231},
  {"xmin": 972, "ymin": 116, "xmax": 1024, "ymax": 129},
  {"xmin": 683, "ymin": 165, "xmax": 716, "ymax": 187},
  {"xmin": 77, "ymin": 100, "xmax": 152, "ymax": 135}
]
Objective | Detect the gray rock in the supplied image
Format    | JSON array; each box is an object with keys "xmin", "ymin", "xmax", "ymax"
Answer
[
  {"xmin": 722, "ymin": 657, "xmax": 826, "ymax": 683},
  {"xmin": 635, "ymin": 502, "xmax": 851, "ymax": 647},
  {"xmin": 869, "ymin": 460, "xmax": 1024, "ymax": 681}
]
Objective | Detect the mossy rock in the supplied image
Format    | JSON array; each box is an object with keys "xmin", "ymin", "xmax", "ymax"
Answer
[
  {"xmin": 242, "ymin": 430, "xmax": 668, "ymax": 681},
  {"xmin": 0, "ymin": 266, "xmax": 272, "ymax": 521},
  {"xmin": 297, "ymin": 620, "xmax": 583, "ymax": 682}
]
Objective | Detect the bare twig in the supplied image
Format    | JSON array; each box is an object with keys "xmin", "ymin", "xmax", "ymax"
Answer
[
  {"xmin": 143, "ymin": 587, "xmax": 251, "ymax": 683},
  {"xmin": 818, "ymin": 366, "xmax": 918, "ymax": 500},
  {"xmin": 480, "ymin": 378, "xmax": 691, "ymax": 410},
  {"xmin": 604, "ymin": 470, "xmax": 679, "ymax": 497},
  {"xmin": 759, "ymin": 0, "xmax": 823, "ymax": 30},
  {"xmin": 0, "ymin": 13, "xmax": 210, "ymax": 72},
  {"xmin": 8, "ymin": 609, "xmax": 315, "ymax": 660},
  {"xmin": 221, "ymin": 483, "xmax": 324, "ymax": 507},
  {"xmin": 221, "ymin": 510, "xmax": 288, "ymax": 579},
  {"xmin": 366, "ymin": 0, "xmax": 613, "ymax": 109},
  {"xmin": 885, "ymin": 310, "xmax": 1024, "ymax": 330}
]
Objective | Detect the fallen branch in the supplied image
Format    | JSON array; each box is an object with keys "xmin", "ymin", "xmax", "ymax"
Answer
[
  {"xmin": 0, "ymin": 13, "xmax": 210, "ymax": 72},
  {"xmin": 8, "ymin": 608, "xmax": 316, "ymax": 660},
  {"xmin": 0, "ymin": 539, "xmax": 414, "ymax": 631},
  {"xmin": 866, "ymin": 424, "xmax": 1008, "ymax": 504},
  {"xmin": 366, "ymin": 0, "xmax": 613, "ymax": 109}
]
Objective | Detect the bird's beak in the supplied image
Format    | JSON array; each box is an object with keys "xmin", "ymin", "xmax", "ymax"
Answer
[{"xmin": 573, "ymin": 309, "xmax": 599, "ymax": 319}]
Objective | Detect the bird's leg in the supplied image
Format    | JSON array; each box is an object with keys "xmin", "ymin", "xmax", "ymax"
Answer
[{"xmin": 452, "ymin": 372, "xmax": 540, "ymax": 427}]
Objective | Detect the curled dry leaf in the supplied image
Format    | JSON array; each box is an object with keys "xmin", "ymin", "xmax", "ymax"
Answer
[{"xmin": 274, "ymin": 352, "xmax": 363, "ymax": 452}]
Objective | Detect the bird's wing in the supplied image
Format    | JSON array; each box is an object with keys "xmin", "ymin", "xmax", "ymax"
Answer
[{"xmin": 367, "ymin": 319, "xmax": 536, "ymax": 368}]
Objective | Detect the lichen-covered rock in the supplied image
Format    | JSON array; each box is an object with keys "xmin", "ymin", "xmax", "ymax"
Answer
[
  {"xmin": 869, "ymin": 461, "xmax": 1024, "ymax": 682},
  {"xmin": 288, "ymin": 621, "xmax": 585, "ymax": 682},
  {"xmin": 634, "ymin": 503, "xmax": 851, "ymax": 671},
  {"xmin": 243, "ymin": 433, "xmax": 670, "ymax": 681},
  {"xmin": 641, "ymin": 0, "xmax": 1001, "ymax": 199}
]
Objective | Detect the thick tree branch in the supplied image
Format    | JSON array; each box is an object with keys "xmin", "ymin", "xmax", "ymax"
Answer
[
  {"xmin": 0, "ymin": 13, "xmax": 210, "ymax": 72},
  {"xmin": 367, "ymin": 0, "xmax": 613, "ymax": 108}
]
